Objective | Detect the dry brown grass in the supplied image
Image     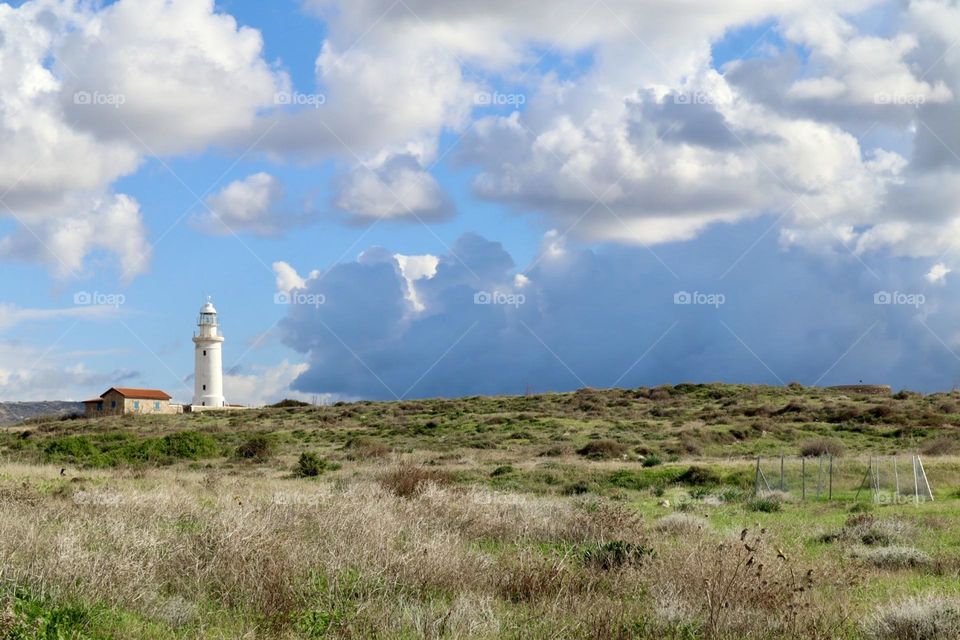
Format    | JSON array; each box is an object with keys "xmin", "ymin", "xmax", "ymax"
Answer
[
  {"xmin": 0, "ymin": 462, "xmax": 886, "ymax": 639},
  {"xmin": 377, "ymin": 463, "xmax": 455, "ymax": 498},
  {"xmin": 0, "ymin": 463, "xmax": 665, "ymax": 637}
]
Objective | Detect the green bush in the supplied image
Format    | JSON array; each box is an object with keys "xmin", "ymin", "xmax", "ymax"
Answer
[
  {"xmin": 234, "ymin": 435, "xmax": 273, "ymax": 462},
  {"xmin": 295, "ymin": 452, "xmax": 334, "ymax": 478},
  {"xmin": 161, "ymin": 431, "xmax": 218, "ymax": 459},
  {"xmin": 42, "ymin": 431, "xmax": 219, "ymax": 467},
  {"xmin": 581, "ymin": 541, "xmax": 654, "ymax": 570},
  {"xmin": 269, "ymin": 399, "xmax": 311, "ymax": 408},
  {"xmin": 676, "ymin": 465, "xmax": 722, "ymax": 486},
  {"xmin": 43, "ymin": 436, "xmax": 101, "ymax": 464},
  {"xmin": 4, "ymin": 587, "xmax": 98, "ymax": 639},
  {"xmin": 747, "ymin": 494, "xmax": 783, "ymax": 513},
  {"xmin": 642, "ymin": 454, "xmax": 662, "ymax": 467}
]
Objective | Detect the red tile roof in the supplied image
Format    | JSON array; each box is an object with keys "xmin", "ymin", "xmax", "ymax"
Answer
[{"xmin": 102, "ymin": 387, "xmax": 172, "ymax": 401}]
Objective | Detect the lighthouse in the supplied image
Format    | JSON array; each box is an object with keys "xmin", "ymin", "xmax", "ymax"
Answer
[{"xmin": 192, "ymin": 297, "xmax": 226, "ymax": 408}]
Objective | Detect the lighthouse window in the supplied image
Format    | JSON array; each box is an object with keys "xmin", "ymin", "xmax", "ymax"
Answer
[
  {"xmin": 203, "ymin": 350, "xmax": 206, "ymax": 356},
  {"xmin": 202, "ymin": 384, "xmax": 206, "ymax": 390}
]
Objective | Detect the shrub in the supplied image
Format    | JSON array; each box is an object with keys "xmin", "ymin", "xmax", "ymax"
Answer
[
  {"xmin": 378, "ymin": 464, "xmax": 454, "ymax": 498},
  {"xmin": 490, "ymin": 465, "xmax": 514, "ymax": 477},
  {"xmin": 2, "ymin": 588, "xmax": 93, "ymax": 639},
  {"xmin": 841, "ymin": 514, "xmax": 913, "ymax": 546},
  {"xmin": 43, "ymin": 436, "xmax": 100, "ymax": 464},
  {"xmin": 642, "ymin": 454, "xmax": 663, "ymax": 467},
  {"xmin": 161, "ymin": 431, "xmax": 218, "ymax": 459},
  {"xmin": 345, "ymin": 437, "xmax": 390, "ymax": 459},
  {"xmin": 295, "ymin": 452, "xmax": 330, "ymax": 477},
  {"xmin": 576, "ymin": 439, "xmax": 627, "ymax": 460},
  {"xmin": 773, "ymin": 400, "xmax": 808, "ymax": 416},
  {"xmin": 43, "ymin": 431, "xmax": 219, "ymax": 467},
  {"xmin": 538, "ymin": 444, "xmax": 572, "ymax": 457},
  {"xmin": 893, "ymin": 389, "xmax": 921, "ymax": 400},
  {"xmin": 581, "ymin": 541, "xmax": 654, "ymax": 570},
  {"xmin": 864, "ymin": 594, "xmax": 960, "ymax": 640},
  {"xmin": 853, "ymin": 545, "xmax": 932, "ymax": 569},
  {"xmin": 920, "ymin": 436, "xmax": 959, "ymax": 456},
  {"xmin": 747, "ymin": 493, "xmax": 784, "ymax": 513},
  {"xmin": 799, "ymin": 437, "xmax": 845, "ymax": 458},
  {"xmin": 676, "ymin": 465, "xmax": 721, "ymax": 486},
  {"xmin": 653, "ymin": 513, "xmax": 708, "ymax": 535},
  {"xmin": 268, "ymin": 399, "xmax": 310, "ymax": 408},
  {"xmin": 679, "ymin": 438, "xmax": 704, "ymax": 457},
  {"xmin": 234, "ymin": 435, "xmax": 273, "ymax": 462},
  {"xmin": 562, "ymin": 481, "xmax": 590, "ymax": 496}
]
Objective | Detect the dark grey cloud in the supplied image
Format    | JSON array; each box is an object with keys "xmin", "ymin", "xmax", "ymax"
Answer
[
  {"xmin": 628, "ymin": 89, "xmax": 745, "ymax": 150},
  {"xmin": 279, "ymin": 229, "xmax": 960, "ymax": 399}
]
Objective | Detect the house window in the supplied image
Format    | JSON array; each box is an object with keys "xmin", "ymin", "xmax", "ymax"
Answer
[
  {"xmin": 96, "ymin": 402, "xmax": 103, "ymax": 411},
  {"xmin": 202, "ymin": 402, "xmax": 205, "ymax": 406},
  {"xmin": 154, "ymin": 401, "xmax": 161, "ymax": 410},
  {"xmin": 133, "ymin": 401, "xmax": 140, "ymax": 410},
  {"xmin": 111, "ymin": 400, "xmax": 116, "ymax": 408}
]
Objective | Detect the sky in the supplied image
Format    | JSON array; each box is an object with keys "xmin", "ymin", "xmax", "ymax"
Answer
[{"xmin": 3, "ymin": 0, "xmax": 960, "ymax": 404}]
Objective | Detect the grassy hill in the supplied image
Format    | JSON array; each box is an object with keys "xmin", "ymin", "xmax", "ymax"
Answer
[
  {"xmin": 2, "ymin": 383, "xmax": 960, "ymax": 639},
  {"xmin": 6, "ymin": 383, "xmax": 959, "ymax": 470}
]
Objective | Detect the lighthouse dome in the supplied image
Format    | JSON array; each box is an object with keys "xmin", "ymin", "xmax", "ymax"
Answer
[{"xmin": 200, "ymin": 300, "xmax": 217, "ymax": 314}]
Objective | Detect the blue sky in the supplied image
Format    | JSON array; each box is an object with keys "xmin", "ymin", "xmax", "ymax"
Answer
[{"xmin": 2, "ymin": 0, "xmax": 960, "ymax": 403}]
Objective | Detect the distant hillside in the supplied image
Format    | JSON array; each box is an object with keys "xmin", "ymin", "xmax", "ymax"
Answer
[
  {"xmin": 0, "ymin": 401, "xmax": 83, "ymax": 426},
  {"xmin": 8, "ymin": 383, "xmax": 960, "ymax": 466}
]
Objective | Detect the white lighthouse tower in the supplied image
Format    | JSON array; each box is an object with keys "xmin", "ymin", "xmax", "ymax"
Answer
[{"xmin": 192, "ymin": 297, "xmax": 226, "ymax": 408}]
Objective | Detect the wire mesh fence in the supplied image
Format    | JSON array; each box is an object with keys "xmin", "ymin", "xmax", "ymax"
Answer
[{"xmin": 752, "ymin": 455, "xmax": 935, "ymax": 503}]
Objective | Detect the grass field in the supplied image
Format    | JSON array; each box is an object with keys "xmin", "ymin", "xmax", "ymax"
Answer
[{"xmin": 2, "ymin": 383, "xmax": 960, "ymax": 638}]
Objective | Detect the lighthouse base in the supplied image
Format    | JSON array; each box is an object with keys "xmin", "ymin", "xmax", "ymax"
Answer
[{"xmin": 185, "ymin": 404, "xmax": 248, "ymax": 413}]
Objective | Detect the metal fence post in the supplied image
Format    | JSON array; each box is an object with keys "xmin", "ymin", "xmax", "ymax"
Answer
[
  {"xmin": 828, "ymin": 455, "xmax": 833, "ymax": 501},
  {"xmin": 802, "ymin": 456, "xmax": 806, "ymax": 500}
]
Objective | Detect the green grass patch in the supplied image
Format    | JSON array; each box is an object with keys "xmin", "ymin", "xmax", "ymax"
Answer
[{"xmin": 42, "ymin": 430, "xmax": 219, "ymax": 467}]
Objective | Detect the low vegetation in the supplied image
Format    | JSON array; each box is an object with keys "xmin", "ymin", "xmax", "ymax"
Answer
[{"xmin": 1, "ymin": 382, "xmax": 959, "ymax": 638}]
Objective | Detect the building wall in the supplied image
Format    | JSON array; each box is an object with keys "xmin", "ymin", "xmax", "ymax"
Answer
[
  {"xmin": 122, "ymin": 397, "xmax": 176, "ymax": 415},
  {"xmin": 83, "ymin": 391, "xmax": 181, "ymax": 417}
]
